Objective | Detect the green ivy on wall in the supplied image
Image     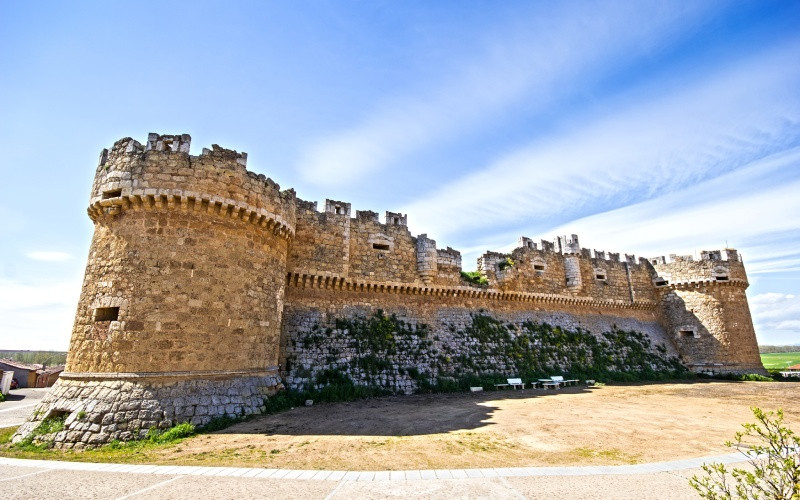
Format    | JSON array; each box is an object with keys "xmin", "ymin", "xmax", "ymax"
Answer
[{"xmin": 290, "ymin": 310, "xmax": 688, "ymax": 394}]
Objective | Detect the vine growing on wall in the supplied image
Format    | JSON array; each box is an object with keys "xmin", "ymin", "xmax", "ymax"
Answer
[
  {"xmin": 289, "ymin": 310, "xmax": 688, "ymax": 394},
  {"xmin": 460, "ymin": 271, "xmax": 488, "ymax": 286},
  {"xmin": 497, "ymin": 257, "xmax": 515, "ymax": 271},
  {"xmin": 444, "ymin": 313, "xmax": 686, "ymax": 382}
]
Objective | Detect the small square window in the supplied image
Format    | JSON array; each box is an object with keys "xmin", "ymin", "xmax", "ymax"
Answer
[{"xmin": 94, "ymin": 307, "xmax": 119, "ymax": 321}]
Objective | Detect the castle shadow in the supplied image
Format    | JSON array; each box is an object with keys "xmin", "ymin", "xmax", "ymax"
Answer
[{"xmin": 213, "ymin": 386, "xmax": 597, "ymax": 437}]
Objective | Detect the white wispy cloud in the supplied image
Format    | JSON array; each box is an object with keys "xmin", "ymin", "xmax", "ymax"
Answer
[
  {"xmin": 402, "ymin": 40, "xmax": 800, "ymax": 243},
  {"xmin": 0, "ymin": 279, "xmax": 80, "ymax": 350},
  {"xmin": 750, "ymin": 293, "xmax": 800, "ymax": 345},
  {"xmin": 26, "ymin": 251, "xmax": 73, "ymax": 262},
  {"xmin": 539, "ymin": 148, "xmax": 800, "ymax": 266},
  {"xmin": 0, "ymin": 279, "xmax": 80, "ymax": 311},
  {"xmin": 297, "ymin": 1, "xmax": 718, "ymax": 186}
]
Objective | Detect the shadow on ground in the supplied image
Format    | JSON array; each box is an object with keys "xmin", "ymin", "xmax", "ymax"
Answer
[{"xmin": 218, "ymin": 385, "xmax": 600, "ymax": 437}]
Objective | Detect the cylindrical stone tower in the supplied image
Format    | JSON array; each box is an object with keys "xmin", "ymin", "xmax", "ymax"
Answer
[
  {"xmin": 652, "ymin": 249, "xmax": 766, "ymax": 375},
  {"xmin": 15, "ymin": 133, "xmax": 296, "ymax": 447},
  {"xmin": 416, "ymin": 234, "xmax": 438, "ymax": 285}
]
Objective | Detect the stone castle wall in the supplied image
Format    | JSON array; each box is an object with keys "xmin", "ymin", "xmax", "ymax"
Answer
[
  {"xmin": 15, "ymin": 133, "xmax": 766, "ymax": 446},
  {"xmin": 281, "ymin": 284, "xmax": 676, "ymax": 393}
]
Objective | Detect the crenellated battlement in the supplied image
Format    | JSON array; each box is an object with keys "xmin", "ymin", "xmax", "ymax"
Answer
[
  {"xmin": 146, "ymin": 133, "xmax": 191, "ymax": 153},
  {"xmin": 89, "ymin": 133, "xmax": 757, "ymax": 319},
  {"xmin": 19, "ymin": 132, "xmax": 763, "ymax": 447},
  {"xmin": 647, "ymin": 248, "xmax": 747, "ymax": 288},
  {"xmin": 89, "ymin": 133, "xmax": 295, "ymax": 237},
  {"xmin": 91, "ymin": 133, "xmax": 754, "ymax": 300},
  {"xmin": 200, "ymin": 144, "xmax": 248, "ymax": 167}
]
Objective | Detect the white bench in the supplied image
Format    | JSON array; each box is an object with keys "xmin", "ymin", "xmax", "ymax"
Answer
[
  {"xmin": 495, "ymin": 378, "xmax": 525, "ymax": 390},
  {"xmin": 470, "ymin": 386, "xmax": 483, "ymax": 392},
  {"xmin": 507, "ymin": 378, "xmax": 525, "ymax": 389},
  {"xmin": 540, "ymin": 378, "xmax": 560, "ymax": 389},
  {"xmin": 550, "ymin": 375, "xmax": 579, "ymax": 387}
]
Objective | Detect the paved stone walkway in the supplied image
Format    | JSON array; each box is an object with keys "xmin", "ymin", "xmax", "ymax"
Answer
[
  {"xmin": 0, "ymin": 388, "xmax": 49, "ymax": 428},
  {"xmin": 0, "ymin": 451, "xmax": 746, "ymax": 479},
  {"xmin": 0, "ymin": 452, "xmax": 746, "ymax": 499}
]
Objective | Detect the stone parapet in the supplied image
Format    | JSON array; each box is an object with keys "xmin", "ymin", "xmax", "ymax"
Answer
[
  {"xmin": 285, "ymin": 271, "xmax": 659, "ymax": 310},
  {"xmin": 92, "ymin": 134, "xmax": 295, "ymax": 232}
]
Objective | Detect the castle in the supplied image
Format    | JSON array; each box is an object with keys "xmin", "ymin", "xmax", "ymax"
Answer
[{"xmin": 15, "ymin": 133, "xmax": 765, "ymax": 447}]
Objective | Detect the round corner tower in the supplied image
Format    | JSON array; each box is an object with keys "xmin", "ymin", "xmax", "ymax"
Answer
[
  {"xmin": 15, "ymin": 133, "xmax": 296, "ymax": 446},
  {"xmin": 650, "ymin": 249, "xmax": 766, "ymax": 375}
]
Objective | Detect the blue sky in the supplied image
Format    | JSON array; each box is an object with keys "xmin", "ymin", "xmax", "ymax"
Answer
[{"xmin": 1, "ymin": 1, "xmax": 799, "ymax": 350}]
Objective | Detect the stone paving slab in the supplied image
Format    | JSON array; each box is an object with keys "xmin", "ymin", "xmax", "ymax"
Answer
[
  {"xmin": 1, "ymin": 469, "xmax": 179, "ymax": 500},
  {"xmin": 405, "ymin": 469, "xmax": 422, "ymax": 480},
  {"xmin": 311, "ymin": 470, "xmax": 332, "ymax": 480},
  {"xmin": 341, "ymin": 470, "xmax": 360, "ymax": 481},
  {"xmin": 254, "ymin": 468, "xmax": 279, "ymax": 478},
  {"xmin": 327, "ymin": 470, "xmax": 347, "ymax": 481},
  {"xmin": 0, "ymin": 451, "xmax": 746, "ymax": 480},
  {"xmin": 0, "ymin": 454, "xmax": 757, "ymax": 499}
]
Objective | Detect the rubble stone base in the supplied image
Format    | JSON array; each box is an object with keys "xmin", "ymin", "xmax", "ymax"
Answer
[{"xmin": 13, "ymin": 373, "xmax": 281, "ymax": 448}]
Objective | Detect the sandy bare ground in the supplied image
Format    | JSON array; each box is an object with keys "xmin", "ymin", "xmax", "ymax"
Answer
[{"xmin": 142, "ymin": 380, "xmax": 800, "ymax": 470}]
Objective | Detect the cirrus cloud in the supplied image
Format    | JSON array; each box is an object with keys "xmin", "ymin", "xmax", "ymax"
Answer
[{"xmin": 26, "ymin": 251, "xmax": 73, "ymax": 262}]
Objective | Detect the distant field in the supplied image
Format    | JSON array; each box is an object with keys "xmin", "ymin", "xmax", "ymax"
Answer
[
  {"xmin": 0, "ymin": 350, "xmax": 67, "ymax": 365},
  {"xmin": 761, "ymin": 352, "xmax": 800, "ymax": 370}
]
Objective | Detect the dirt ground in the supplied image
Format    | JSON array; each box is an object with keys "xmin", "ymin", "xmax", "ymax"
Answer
[{"xmin": 142, "ymin": 380, "xmax": 800, "ymax": 470}]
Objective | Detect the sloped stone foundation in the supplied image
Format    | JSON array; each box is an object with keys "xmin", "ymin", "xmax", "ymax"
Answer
[{"xmin": 13, "ymin": 371, "xmax": 281, "ymax": 448}]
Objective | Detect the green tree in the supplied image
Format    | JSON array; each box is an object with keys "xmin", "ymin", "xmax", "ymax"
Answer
[{"xmin": 690, "ymin": 407, "xmax": 800, "ymax": 499}]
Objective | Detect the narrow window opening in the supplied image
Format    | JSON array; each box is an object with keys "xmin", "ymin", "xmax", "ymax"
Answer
[
  {"xmin": 678, "ymin": 330, "xmax": 695, "ymax": 339},
  {"xmin": 335, "ymin": 206, "xmax": 344, "ymax": 215},
  {"xmin": 94, "ymin": 307, "xmax": 119, "ymax": 322},
  {"xmin": 654, "ymin": 278, "xmax": 668, "ymax": 287},
  {"xmin": 102, "ymin": 189, "xmax": 122, "ymax": 199},
  {"xmin": 595, "ymin": 273, "xmax": 607, "ymax": 281},
  {"xmin": 715, "ymin": 276, "xmax": 729, "ymax": 281},
  {"xmin": 373, "ymin": 243, "xmax": 390, "ymax": 251},
  {"xmin": 533, "ymin": 264, "xmax": 545, "ymax": 271}
]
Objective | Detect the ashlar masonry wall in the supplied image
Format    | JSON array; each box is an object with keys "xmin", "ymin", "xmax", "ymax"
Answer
[
  {"xmin": 15, "ymin": 132, "xmax": 765, "ymax": 448},
  {"xmin": 651, "ymin": 250, "xmax": 763, "ymax": 373},
  {"xmin": 72, "ymin": 136, "xmax": 294, "ymax": 374},
  {"xmin": 16, "ymin": 134, "xmax": 294, "ymax": 447}
]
